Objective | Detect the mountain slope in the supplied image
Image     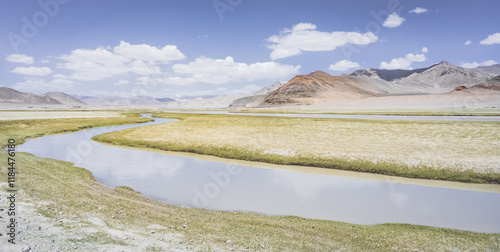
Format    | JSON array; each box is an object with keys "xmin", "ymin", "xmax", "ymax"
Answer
[
  {"xmin": 351, "ymin": 61, "xmax": 491, "ymax": 94},
  {"xmin": 253, "ymin": 81, "xmax": 286, "ymax": 95},
  {"xmin": 473, "ymin": 64, "xmax": 500, "ymax": 77},
  {"xmin": 351, "ymin": 68, "xmax": 426, "ymax": 82},
  {"xmin": 261, "ymin": 71, "xmax": 375, "ymax": 106},
  {"xmin": 0, "ymin": 87, "xmax": 62, "ymax": 104},
  {"xmin": 44, "ymin": 92, "xmax": 86, "ymax": 105},
  {"xmin": 76, "ymin": 95, "xmax": 174, "ymax": 105},
  {"xmin": 470, "ymin": 75, "xmax": 500, "ymax": 91},
  {"xmin": 229, "ymin": 81, "xmax": 286, "ymax": 108},
  {"xmin": 396, "ymin": 61, "xmax": 488, "ymax": 93}
]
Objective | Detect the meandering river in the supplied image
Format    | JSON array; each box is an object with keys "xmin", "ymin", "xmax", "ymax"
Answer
[{"xmin": 18, "ymin": 115, "xmax": 500, "ymax": 233}]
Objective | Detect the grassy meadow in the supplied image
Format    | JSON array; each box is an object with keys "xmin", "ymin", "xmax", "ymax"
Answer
[
  {"xmin": 1, "ymin": 110, "xmax": 499, "ymax": 250},
  {"xmin": 93, "ymin": 112, "xmax": 500, "ymax": 184}
]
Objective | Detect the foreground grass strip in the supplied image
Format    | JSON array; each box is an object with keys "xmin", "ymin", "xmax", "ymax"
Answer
[
  {"xmin": 1, "ymin": 111, "xmax": 499, "ymax": 250},
  {"xmin": 93, "ymin": 113, "xmax": 500, "ymax": 184}
]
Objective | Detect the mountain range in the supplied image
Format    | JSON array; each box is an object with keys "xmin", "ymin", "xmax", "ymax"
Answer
[
  {"xmin": 0, "ymin": 88, "xmax": 86, "ymax": 105},
  {"xmin": 164, "ymin": 82, "xmax": 286, "ymax": 109},
  {"xmin": 232, "ymin": 61, "xmax": 500, "ymax": 108},
  {"xmin": 73, "ymin": 95, "xmax": 175, "ymax": 106},
  {"xmin": 2, "ymin": 61, "xmax": 500, "ymax": 109},
  {"xmin": 351, "ymin": 61, "xmax": 490, "ymax": 94}
]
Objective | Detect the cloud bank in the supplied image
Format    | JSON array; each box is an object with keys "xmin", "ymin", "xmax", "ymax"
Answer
[{"xmin": 267, "ymin": 23, "xmax": 378, "ymax": 60}]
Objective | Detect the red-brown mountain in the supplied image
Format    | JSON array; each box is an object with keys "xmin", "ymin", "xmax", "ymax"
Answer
[{"xmin": 260, "ymin": 71, "xmax": 382, "ymax": 106}]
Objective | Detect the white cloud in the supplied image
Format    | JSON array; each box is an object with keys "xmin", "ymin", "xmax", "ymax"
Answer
[
  {"xmin": 58, "ymin": 47, "xmax": 130, "ymax": 81},
  {"xmin": 114, "ymin": 79, "xmax": 130, "ymax": 86},
  {"xmin": 291, "ymin": 23, "xmax": 317, "ymax": 31},
  {"xmin": 409, "ymin": 7, "xmax": 429, "ymax": 14},
  {"xmin": 113, "ymin": 41, "xmax": 186, "ymax": 63},
  {"xmin": 380, "ymin": 58, "xmax": 413, "ymax": 70},
  {"xmin": 135, "ymin": 76, "xmax": 160, "ymax": 86},
  {"xmin": 51, "ymin": 78, "xmax": 74, "ymax": 86},
  {"xmin": 464, "ymin": 40, "xmax": 472, "ymax": 46},
  {"xmin": 11, "ymin": 66, "xmax": 53, "ymax": 76},
  {"xmin": 421, "ymin": 47, "xmax": 428, "ymax": 53},
  {"xmin": 6, "ymin": 54, "xmax": 34, "ymax": 64},
  {"xmin": 328, "ymin": 60, "xmax": 360, "ymax": 71},
  {"xmin": 168, "ymin": 56, "xmax": 300, "ymax": 84},
  {"xmin": 41, "ymin": 59, "xmax": 50, "ymax": 63},
  {"xmin": 13, "ymin": 77, "xmax": 73, "ymax": 91},
  {"xmin": 383, "ymin": 13, "xmax": 405, "ymax": 28},
  {"xmin": 405, "ymin": 53, "xmax": 426, "ymax": 62},
  {"xmin": 266, "ymin": 23, "xmax": 378, "ymax": 60},
  {"xmin": 226, "ymin": 84, "xmax": 263, "ymax": 95},
  {"xmin": 130, "ymin": 60, "xmax": 161, "ymax": 75},
  {"xmin": 461, "ymin": 60, "xmax": 497, "ymax": 68},
  {"xmin": 380, "ymin": 53, "xmax": 426, "ymax": 70},
  {"xmin": 58, "ymin": 41, "xmax": 186, "ymax": 81},
  {"xmin": 53, "ymin": 74, "xmax": 69, "ymax": 79},
  {"xmin": 480, "ymin": 33, "xmax": 500, "ymax": 45}
]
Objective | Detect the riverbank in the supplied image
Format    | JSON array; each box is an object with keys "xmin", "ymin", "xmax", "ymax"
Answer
[
  {"xmin": 1, "ymin": 111, "xmax": 500, "ymax": 251},
  {"xmin": 96, "ymin": 141, "xmax": 500, "ymax": 194},
  {"xmin": 228, "ymin": 107, "xmax": 500, "ymax": 116},
  {"xmin": 93, "ymin": 112, "xmax": 500, "ymax": 184}
]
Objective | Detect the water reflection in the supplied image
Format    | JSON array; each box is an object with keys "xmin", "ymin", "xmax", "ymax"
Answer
[{"xmin": 17, "ymin": 117, "xmax": 500, "ymax": 233}]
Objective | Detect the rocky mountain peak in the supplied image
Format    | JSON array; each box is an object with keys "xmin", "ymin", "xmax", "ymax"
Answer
[{"xmin": 434, "ymin": 61, "xmax": 454, "ymax": 67}]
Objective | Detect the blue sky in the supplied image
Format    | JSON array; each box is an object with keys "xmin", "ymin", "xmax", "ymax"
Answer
[{"xmin": 1, "ymin": 0, "xmax": 499, "ymax": 98}]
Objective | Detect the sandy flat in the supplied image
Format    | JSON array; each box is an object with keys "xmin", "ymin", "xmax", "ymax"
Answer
[{"xmin": 303, "ymin": 92, "xmax": 500, "ymax": 109}]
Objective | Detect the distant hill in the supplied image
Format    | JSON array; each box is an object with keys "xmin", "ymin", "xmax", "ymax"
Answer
[
  {"xmin": 351, "ymin": 68, "xmax": 426, "ymax": 82},
  {"xmin": 44, "ymin": 92, "xmax": 86, "ymax": 105},
  {"xmin": 167, "ymin": 81, "xmax": 286, "ymax": 109},
  {"xmin": 233, "ymin": 71, "xmax": 387, "ymax": 107},
  {"xmin": 155, "ymin": 97, "xmax": 175, "ymax": 103},
  {"xmin": 473, "ymin": 64, "xmax": 500, "ymax": 77},
  {"xmin": 394, "ymin": 61, "xmax": 489, "ymax": 93},
  {"xmin": 164, "ymin": 94, "xmax": 247, "ymax": 109},
  {"xmin": 261, "ymin": 71, "xmax": 375, "ymax": 106},
  {"xmin": 3, "ymin": 61, "xmax": 499, "ymax": 109},
  {"xmin": 0, "ymin": 87, "xmax": 61, "ymax": 104},
  {"xmin": 351, "ymin": 61, "xmax": 491, "ymax": 94},
  {"xmin": 229, "ymin": 81, "xmax": 286, "ymax": 108},
  {"xmin": 470, "ymin": 75, "xmax": 500, "ymax": 91},
  {"xmin": 75, "ymin": 95, "xmax": 175, "ymax": 105}
]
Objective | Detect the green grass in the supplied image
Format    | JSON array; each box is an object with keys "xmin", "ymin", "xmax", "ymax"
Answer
[
  {"xmin": 93, "ymin": 112, "xmax": 500, "ymax": 184},
  {"xmin": 1, "ymin": 110, "xmax": 499, "ymax": 250}
]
